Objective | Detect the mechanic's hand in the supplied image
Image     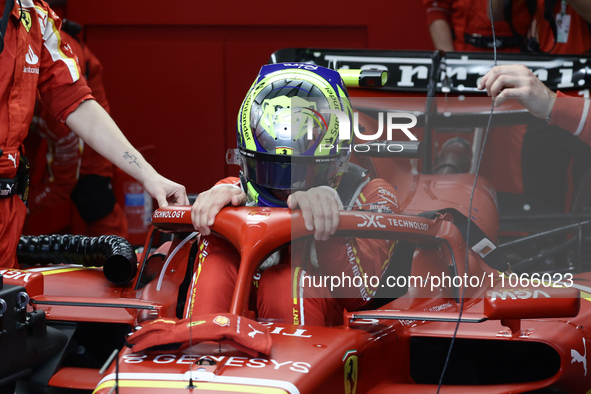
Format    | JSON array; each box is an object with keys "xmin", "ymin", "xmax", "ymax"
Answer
[
  {"xmin": 191, "ymin": 185, "xmax": 247, "ymax": 235},
  {"xmin": 143, "ymin": 175, "xmax": 189, "ymax": 208},
  {"xmin": 288, "ymin": 186, "xmax": 343, "ymax": 241},
  {"xmin": 478, "ymin": 65, "xmax": 557, "ymax": 119}
]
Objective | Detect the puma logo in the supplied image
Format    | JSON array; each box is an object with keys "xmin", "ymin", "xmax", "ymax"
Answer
[
  {"xmin": 247, "ymin": 324, "xmax": 263, "ymax": 338},
  {"xmin": 0, "ymin": 184, "xmax": 13, "ymax": 196},
  {"xmin": 571, "ymin": 338, "xmax": 587, "ymax": 376},
  {"xmin": 7, "ymin": 154, "xmax": 16, "ymax": 168}
]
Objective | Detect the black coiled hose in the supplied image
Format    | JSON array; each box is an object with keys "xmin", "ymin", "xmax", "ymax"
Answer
[{"xmin": 17, "ymin": 235, "xmax": 138, "ymax": 285}]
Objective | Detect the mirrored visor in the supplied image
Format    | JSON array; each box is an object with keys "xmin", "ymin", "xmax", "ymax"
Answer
[{"xmin": 228, "ymin": 148, "xmax": 344, "ymax": 190}]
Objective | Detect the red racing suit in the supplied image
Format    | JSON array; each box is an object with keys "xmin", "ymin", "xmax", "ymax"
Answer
[
  {"xmin": 549, "ymin": 92, "xmax": 591, "ymax": 145},
  {"xmin": 184, "ymin": 176, "xmax": 400, "ymax": 327},
  {"xmin": 533, "ymin": 0, "xmax": 590, "ymax": 54},
  {"xmin": 423, "ymin": 0, "xmax": 531, "ymax": 51},
  {"xmin": 24, "ymin": 30, "xmax": 127, "ymax": 238},
  {"xmin": 0, "ymin": 0, "xmax": 93, "ymax": 268},
  {"xmin": 424, "ymin": 0, "xmax": 530, "ymax": 194}
]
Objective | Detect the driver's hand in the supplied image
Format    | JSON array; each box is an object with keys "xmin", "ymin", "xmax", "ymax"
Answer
[
  {"xmin": 478, "ymin": 65, "xmax": 556, "ymax": 119},
  {"xmin": 191, "ymin": 184, "xmax": 247, "ymax": 235},
  {"xmin": 288, "ymin": 186, "xmax": 343, "ymax": 241}
]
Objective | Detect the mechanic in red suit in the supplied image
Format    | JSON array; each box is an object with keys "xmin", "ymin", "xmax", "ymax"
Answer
[
  {"xmin": 24, "ymin": 26, "xmax": 127, "ymax": 237},
  {"xmin": 187, "ymin": 64, "xmax": 399, "ymax": 326},
  {"xmin": 0, "ymin": 0, "xmax": 188, "ymax": 269},
  {"xmin": 424, "ymin": 0, "xmax": 530, "ymax": 52},
  {"xmin": 491, "ymin": 0, "xmax": 591, "ymax": 54},
  {"xmin": 488, "ymin": 0, "xmax": 591, "ymax": 211},
  {"xmin": 423, "ymin": 0, "xmax": 532, "ymax": 197}
]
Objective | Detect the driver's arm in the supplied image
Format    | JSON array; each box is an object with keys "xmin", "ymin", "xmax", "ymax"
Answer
[
  {"xmin": 312, "ymin": 179, "xmax": 400, "ymax": 309},
  {"xmin": 191, "ymin": 178, "xmax": 248, "ymax": 235}
]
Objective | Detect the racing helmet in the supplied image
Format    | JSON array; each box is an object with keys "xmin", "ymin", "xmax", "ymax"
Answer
[{"xmin": 229, "ymin": 63, "xmax": 353, "ymax": 206}]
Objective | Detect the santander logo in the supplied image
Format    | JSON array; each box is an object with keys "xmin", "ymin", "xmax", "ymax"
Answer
[
  {"xmin": 25, "ymin": 45, "xmax": 38, "ymax": 65},
  {"xmin": 23, "ymin": 45, "xmax": 39, "ymax": 74}
]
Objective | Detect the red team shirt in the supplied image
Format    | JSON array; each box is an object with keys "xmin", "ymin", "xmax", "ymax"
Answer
[
  {"xmin": 24, "ymin": 30, "xmax": 127, "ymax": 237},
  {"xmin": 423, "ymin": 0, "xmax": 531, "ymax": 51},
  {"xmin": 0, "ymin": 0, "xmax": 93, "ymax": 268}
]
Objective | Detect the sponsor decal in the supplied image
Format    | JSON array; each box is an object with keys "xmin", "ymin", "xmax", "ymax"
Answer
[
  {"xmin": 377, "ymin": 187, "xmax": 398, "ymax": 207},
  {"xmin": 21, "ymin": 10, "xmax": 32, "ymax": 32},
  {"xmin": 259, "ymin": 322, "xmax": 313, "ymax": 338},
  {"xmin": 186, "ymin": 320, "xmax": 206, "ymax": 328},
  {"xmin": 423, "ymin": 301, "xmax": 453, "ymax": 312},
  {"xmin": 248, "ymin": 324, "xmax": 264, "ymax": 338},
  {"xmin": 491, "ymin": 289, "xmax": 550, "ymax": 300},
  {"xmin": 25, "ymin": 46, "xmax": 38, "ymax": 65},
  {"xmin": 122, "ymin": 354, "xmax": 312, "ymax": 373},
  {"xmin": 344, "ymin": 354, "xmax": 358, "ymax": 394},
  {"xmin": 213, "ymin": 315, "xmax": 230, "ymax": 327},
  {"xmin": 23, "ymin": 66, "xmax": 39, "ymax": 74},
  {"xmin": 282, "ymin": 63, "xmax": 318, "ymax": 71},
  {"xmin": 386, "ymin": 218, "xmax": 429, "ymax": 231},
  {"xmin": 472, "ymin": 238, "xmax": 496, "ymax": 258},
  {"xmin": 0, "ymin": 183, "xmax": 13, "ymax": 196},
  {"xmin": 152, "ymin": 210, "xmax": 187, "ymax": 219},
  {"xmin": 275, "ymin": 146, "xmax": 293, "ymax": 155},
  {"xmin": 247, "ymin": 210, "xmax": 271, "ymax": 220},
  {"xmin": 0, "ymin": 269, "xmax": 31, "ymax": 282},
  {"xmin": 355, "ymin": 214, "xmax": 386, "ymax": 228},
  {"xmin": 7, "ymin": 154, "xmax": 16, "ymax": 168},
  {"xmin": 572, "ymin": 338, "xmax": 588, "ymax": 376}
]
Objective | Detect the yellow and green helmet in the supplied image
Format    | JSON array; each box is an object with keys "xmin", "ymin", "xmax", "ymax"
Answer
[{"xmin": 231, "ymin": 63, "xmax": 353, "ymax": 197}]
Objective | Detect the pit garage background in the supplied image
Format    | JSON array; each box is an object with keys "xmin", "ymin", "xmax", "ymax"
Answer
[{"xmin": 61, "ymin": 0, "xmax": 433, "ymax": 193}]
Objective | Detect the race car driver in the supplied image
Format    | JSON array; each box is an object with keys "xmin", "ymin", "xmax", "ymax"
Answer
[
  {"xmin": 25, "ymin": 27, "xmax": 127, "ymax": 237},
  {"xmin": 0, "ymin": 0, "xmax": 187, "ymax": 268},
  {"xmin": 189, "ymin": 64, "xmax": 399, "ymax": 326}
]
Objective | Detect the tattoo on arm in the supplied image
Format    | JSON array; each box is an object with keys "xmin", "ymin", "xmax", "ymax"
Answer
[{"xmin": 123, "ymin": 151, "xmax": 141, "ymax": 169}]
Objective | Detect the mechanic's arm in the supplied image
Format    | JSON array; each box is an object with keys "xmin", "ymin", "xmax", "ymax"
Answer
[
  {"xmin": 65, "ymin": 100, "xmax": 189, "ymax": 207},
  {"xmin": 423, "ymin": 0, "xmax": 455, "ymax": 51},
  {"xmin": 479, "ymin": 65, "xmax": 591, "ymax": 144},
  {"xmin": 478, "ymin": 65, "xmax": 556, "ymax": 119},
  {"xmin": 429, "ymin": 20, "xmax": 455, "ymax": 52}
]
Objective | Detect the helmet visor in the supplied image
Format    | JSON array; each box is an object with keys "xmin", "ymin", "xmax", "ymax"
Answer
[{"xmin": 228, "ymin": 148, "xmax": 345, "ymax": 190}]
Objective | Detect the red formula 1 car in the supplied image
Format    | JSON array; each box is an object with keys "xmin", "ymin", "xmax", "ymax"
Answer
[{"xmin": 2, "ymin": 49, "xmax": 591, "ymax": 394}]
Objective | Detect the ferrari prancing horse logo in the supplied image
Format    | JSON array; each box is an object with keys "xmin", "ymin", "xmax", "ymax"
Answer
[
  {"xmin": 344, "ymin": 354, "xmax": 358, "ymax": 394},
  {"xmin": 21, "ymin": 10, "xmax": 32, "ymax": 33}
]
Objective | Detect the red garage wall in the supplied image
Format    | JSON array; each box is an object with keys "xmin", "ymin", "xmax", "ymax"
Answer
[{"xmin": 67, "ymin": 0, "xmax": 433, "ymax": 193}]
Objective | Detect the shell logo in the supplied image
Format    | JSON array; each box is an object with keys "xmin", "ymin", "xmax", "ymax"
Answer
[
  {"xmin": 248, "ymin": 209, "xmax": 271, "ymax": 221},
  {"xmin": 213, "ymin": 315, "xmax": 231, "ymax": 327}
]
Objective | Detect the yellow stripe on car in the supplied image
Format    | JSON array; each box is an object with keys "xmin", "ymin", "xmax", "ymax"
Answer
[{"xmin": 94, "ymin": 380, "xmax": 288, "ymax": 393}]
